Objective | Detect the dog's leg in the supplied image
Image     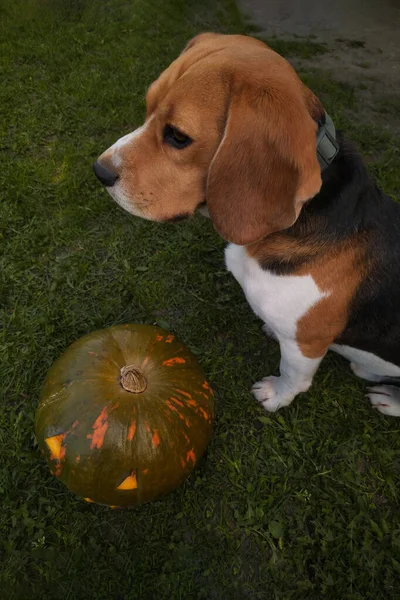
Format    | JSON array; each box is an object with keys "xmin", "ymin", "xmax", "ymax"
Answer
[
  {"xmin": 350, "ymin": 362, "xmax": 382, "ymax": 382},
  {"xmin": 252, "ymin": 338, "xmax": 326, "ymax": 412}
]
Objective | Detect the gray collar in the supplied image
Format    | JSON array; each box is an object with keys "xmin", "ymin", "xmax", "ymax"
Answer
[{"xmin": 316, "ymin": 112, "xmax": 339, "ymax": 171}]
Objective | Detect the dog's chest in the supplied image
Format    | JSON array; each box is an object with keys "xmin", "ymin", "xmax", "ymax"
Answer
[{"xmin": 225, "ymin": 243, "xmax": 327, "ymax": 338}]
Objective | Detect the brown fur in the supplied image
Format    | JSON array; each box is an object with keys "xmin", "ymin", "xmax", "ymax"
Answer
[{"xmin": 296, "ymin": 239, "xmax": 368, "ymax": 358}]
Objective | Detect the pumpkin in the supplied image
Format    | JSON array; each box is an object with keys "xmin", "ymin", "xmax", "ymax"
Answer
[{"xmin": 35, "ymin": 324, "xmax": 214, "ymax": 507}]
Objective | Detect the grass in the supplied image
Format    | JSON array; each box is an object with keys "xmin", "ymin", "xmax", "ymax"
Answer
[{"xmin": 1, "ymin": 0, "xmax": 400, "ymax": 598}]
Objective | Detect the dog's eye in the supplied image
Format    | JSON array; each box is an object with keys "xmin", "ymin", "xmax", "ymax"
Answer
[{"xmin": 163, "ymin": 125, "xmax": 192, "ymax": 149}]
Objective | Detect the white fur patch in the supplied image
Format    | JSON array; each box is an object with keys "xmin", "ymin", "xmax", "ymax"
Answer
[
  {"xmin": 225, "ymin": 244, "xmax": 329, "ymax": 339},
  {"xmin": 111, "ymin": 124, "xmax": 147, "ymax": 152}
]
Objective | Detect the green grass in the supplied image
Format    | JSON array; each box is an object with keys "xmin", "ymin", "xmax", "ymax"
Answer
[{"xmin": 1, "ymin": 0, "xmax": 400, "ymax": 598}]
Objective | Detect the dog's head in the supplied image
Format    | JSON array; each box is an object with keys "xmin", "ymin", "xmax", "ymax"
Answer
[{"xmin": 94, "ymin": 33, "xmax": 324, "ymax": 245}]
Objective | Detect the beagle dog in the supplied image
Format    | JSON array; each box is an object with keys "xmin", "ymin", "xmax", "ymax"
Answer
[{"xmin": 94, "ymin": 33, "xmax": 400, "ymax": 417}]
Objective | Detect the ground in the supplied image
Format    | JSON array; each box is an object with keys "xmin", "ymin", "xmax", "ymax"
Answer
[
  {"xmin": 239, "ymin": 0, "xmax": 400, "ymax": 135},
  {"xmin": 1, "ymin": 0, "xmax": 400, "ymax": 598}
]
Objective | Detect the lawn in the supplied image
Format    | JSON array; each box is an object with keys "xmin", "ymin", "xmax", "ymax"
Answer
[{"xmin": 1, "ymin": 0, "xmax": 400, "ymax": 598}]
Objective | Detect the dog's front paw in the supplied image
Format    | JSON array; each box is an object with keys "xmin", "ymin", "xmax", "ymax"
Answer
[{"xmin": 252, "ymin": 376, "xmax": 295, "ymax": 412}]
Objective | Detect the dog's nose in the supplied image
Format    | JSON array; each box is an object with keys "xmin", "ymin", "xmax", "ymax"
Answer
[{"xmin": 93, "ymin": 161, "xmax": 119, "ymax": 187}]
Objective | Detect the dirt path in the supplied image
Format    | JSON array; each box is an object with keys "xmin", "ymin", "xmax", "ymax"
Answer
[{"xmin": 238, "ymin": 0, "xmax": 400, "ymax": 132}]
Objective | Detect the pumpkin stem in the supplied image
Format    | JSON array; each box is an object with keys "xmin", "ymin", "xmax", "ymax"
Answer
[{"xmin": 120, "ymin": 365, "xmax": 147, "ymax": 393}]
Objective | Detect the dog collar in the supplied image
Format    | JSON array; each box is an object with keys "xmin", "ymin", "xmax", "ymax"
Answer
[{"xmin": 317, "ymin": 112, "xmax": 339, "ymax": 171}]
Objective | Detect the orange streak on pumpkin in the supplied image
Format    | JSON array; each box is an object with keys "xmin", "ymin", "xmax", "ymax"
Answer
[
  {"xmin": 202, "ymin": 381, "xmax": 211, "ymax": 391},
  {"xmin": 142, "ymin": 469, "xmax": 149, "ymax": 474},
  {"xmin": 145, "ymin": 422, "xmax": 150, "ymax": 432},
  {"xmin": 156, "ymin": 335, "xmax": 164, "ymax": 341},
  {"xmin": 165, "ymin": 335, "xmax": 175, "ymax": 343},
  {"xmin": 109, "ymin": 505, "xmax": 118, "ymax": 509},
  {"xmin": 152, "ymin": 430, "xmax": 161, "ymax": 447},
  {"xmin": 127, "ymin": 421, "xmax": 137, "ymax": 441},
  {"xmin": 186, "ymin": 449, "xmax": 196, "ymax": 463},
  {"xmin": 175, "ymin": 389, "xmax": 193, "ymax": 399},
  {"xmin": 141, "ymin": 355, "xmax": 150, "ymax": 369},
  {"xmin": 84, "ymin": 497, "xmax": 94, "ymax": 503},
  {"xmin": 198, "ymin": 407, "xmax": 209, "ymax": 420},
  {"xmin": 183, "ymin": 433, "xmax": 190, "ymax": 444},
  {"xmin": 117, "ymin": 471, "xmax": 138, "ymax": 490},
  {"xmin": 166, "ymin": 401, "xmax": 185, "ymax": 420},
  {"xmin": 185, "ymin": 418, "xmax": 191, "ymax": 428},
  {"xmin": 186, "ymin": 399, "xmax": 197, "ymax": 407},
  {"xmin": 180, "ymin": 457, "xmax": 186, "ymax": 469},
  {"xmin": 87, "ymin": 406, "xmax": 109, "ymax": 450},
  {"xmin": 170, "ymin": 396, "xmax": 184, "ymax": 408},
  {"xmin": 72, "ymin": 420, "xmax": 79, "ymax": 428},
  {"xmin": 166, "ymin": 400, "xmax": 178, "ymax": 412},
  {"xmin": 75, "ymin": 455, "xmax": 81, "ymax": 464},
  {"xmin": 163, "ymin": 357, "xmax": 186, "ymax": 367}
]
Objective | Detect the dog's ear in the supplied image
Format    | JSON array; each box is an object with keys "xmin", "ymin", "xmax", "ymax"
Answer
[{"xmin": 206, "ymin": 87, "xmax": 322, "ymax": 245}]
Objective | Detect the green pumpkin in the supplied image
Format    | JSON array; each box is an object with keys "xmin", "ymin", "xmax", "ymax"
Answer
[{"xmin": 35, "ymin": 324, "xmax": 214, "ymax": 507}]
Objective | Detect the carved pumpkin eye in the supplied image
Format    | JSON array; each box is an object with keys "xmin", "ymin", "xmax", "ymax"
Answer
[
  {"xmin": 116, "ymin": 471, "xmax": 137, "ymax": 490},
  {"xmin": 163, "ymin": 125, "xmax": 192, "ymax": 149}
]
